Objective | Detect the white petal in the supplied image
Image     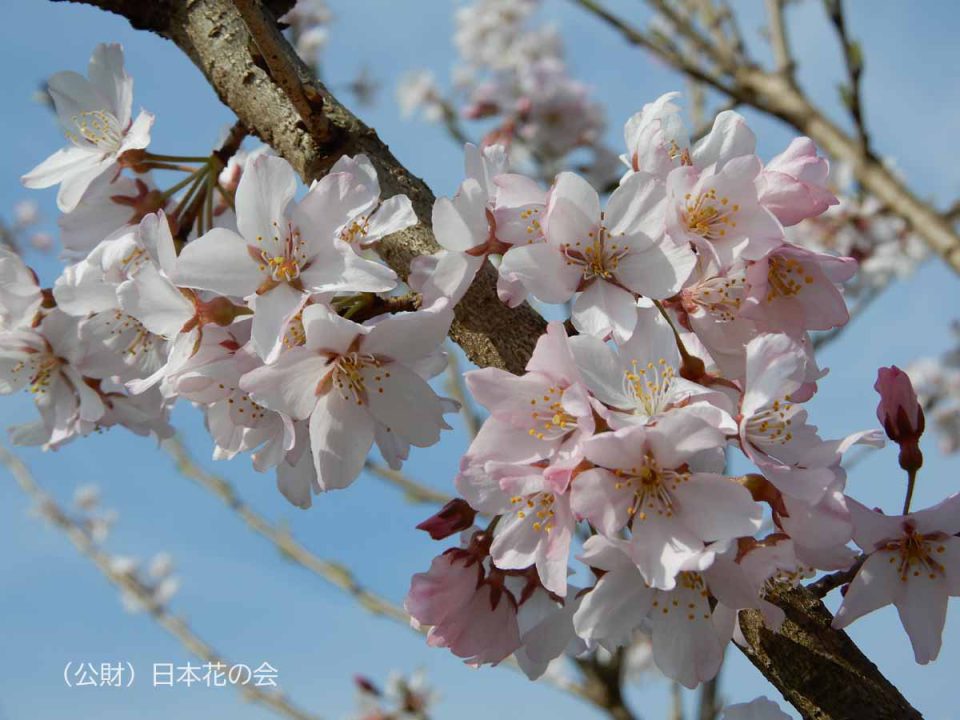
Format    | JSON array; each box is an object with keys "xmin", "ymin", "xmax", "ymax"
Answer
[
  {"xmin": 236, "ymin": 154, "xmax": 297, "ymax": 245},
  {"xmin": 363, "ymin": 363, "xmax": 445, "ymax": 447},
  {"xmin": 174, "ymin": 227, "xmax": 262, "ymax": 297},
  {"xmin": 309, "ymin": 390, "xmax": 375, "ymax": 490}
]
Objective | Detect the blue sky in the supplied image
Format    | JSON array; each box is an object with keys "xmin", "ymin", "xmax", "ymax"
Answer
[{"xmin": 1, "ymin": 1, "xmax": 959, "ymax": 719}]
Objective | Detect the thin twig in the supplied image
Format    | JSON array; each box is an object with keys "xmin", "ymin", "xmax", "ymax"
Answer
[
  {"xmin": 807, "ymin": 556, "xmax": 865, "ymax": 598},
  {"xmin": 364, "ymin": 460, "xmax": 452, "ymax": 506},
  {"xmin": 162, "ymin": 436, "xmax": 410, "ymax": 623},
  {"xmin": 765, "ymin": 0, "xmax": 796, "ymax": 82},
  {"xmin": 0, "ymin": 443, "xmax": 321, "ymax": 720},
  {"xmin": 823, "ymin": 0, "xmax": 871, "ymax": 157}
]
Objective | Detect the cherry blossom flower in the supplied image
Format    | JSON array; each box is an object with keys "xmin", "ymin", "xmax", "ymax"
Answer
[
  {"xmin": 464, "ymin": 322, "xmax": 592, "ymax": 468},
  {"xmin": 721, "ymin": 697, "xmax": 791, "ymax": 720},
  {"xmin": 573, "ymin": 417, "xmax": 760, "ymax": 590},
  {"xmin": 742, "ymin": 243, "xmax": 857, "ymax": 336},
  {"xmin": 22, "ymin": 44, "xmax": 154, "ymax": 212},
  {"xmin": 833, "ymin": 495, "xmax": 960, "ymax": 663},
  {"xmin": 757, "ymin": 137, "xmax": 838, "ymax": 226},
  {"xmin": 405, "ymin": 545, "xmax": 521, "ymax": 666},
  {"xmin": 0, "ymin": 247, "xmax": 42, "ymax": 330},
  {"xmin": 875, "ymin": 365, "xmax": 925, "ymax": 472},
  {"xmin": 666, "ymin": 157, "xmax": 783, "ymax": 267},
  {"xmin": 174, "ymin": 155, "xmax": 398, "ymax": 359},
  {"xmin": 500, "ymin": 170, "xmax": 695, "ymax": 340},
  {"xmin": 0, "ymin": 310, "xmax": 104, "ymax": 448},
  {"xmin": 240, "ymin": 301, "xmax": 453, "ymax": 492}
]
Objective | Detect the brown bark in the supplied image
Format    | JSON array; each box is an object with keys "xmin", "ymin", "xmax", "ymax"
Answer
[
  {"xmin": 737, "ymin": 583, "xmax": 922, "ymax": 720},
  {"xmin": 54, "ymin": 0, "xmax": 544, "ymax": 375},
  {"xmin": 49, "ymin": 1, "xmax": 924, "ymax": 718}
]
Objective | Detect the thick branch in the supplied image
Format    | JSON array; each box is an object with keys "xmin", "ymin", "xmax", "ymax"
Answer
[
  {"xmin": 54, "ymin": 0, "xmax": 545, "ymax": 374},
  {"xmin": 737, "ymin": 583, "xmax": 921, "ymax": 720},
  {"xmin": 571, "ymin": 0, "xmax": 960, "ymax": 275}
]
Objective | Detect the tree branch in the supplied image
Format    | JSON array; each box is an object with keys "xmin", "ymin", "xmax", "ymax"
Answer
[
  {"xmin": 53, "ymin": 0, "xmax": 545, "ymax": 374},
  {"xmin": 0, "ymin": 443, "xmax": 321, "ymax": 720},
  {"xmin": 571, "ymin": 0, "xmax": 960, "ymax": 275},
  {"xmin": 737, "ymin": 583, "xmax": 921, "ymax": 720}
]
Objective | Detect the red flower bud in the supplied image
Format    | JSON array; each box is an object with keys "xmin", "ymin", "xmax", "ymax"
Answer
[
  {"xmin": 874, "ymin": 366, "xmax": 924, "ymax": 472},
  {"xmin": 415, "ymin": 498, "xmax": 477, "ymax": 540}
]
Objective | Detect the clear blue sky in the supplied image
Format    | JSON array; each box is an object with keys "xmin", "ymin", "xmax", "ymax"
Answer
[{"xmin": 1, "ymin": 1, "xmax": 959, "ymax": 719}]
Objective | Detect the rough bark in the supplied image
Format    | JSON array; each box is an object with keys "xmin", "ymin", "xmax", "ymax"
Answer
[
  {"xmin": 738, "ymin": 584, "xmax": 922, "ymax": 720},
  {"xmin": 49, "ymin": 1, "xmax": 924, "ymax": 718},
  {"xmin": 54, "ymin": 0, "xmax": 544, "ymax": 374}
]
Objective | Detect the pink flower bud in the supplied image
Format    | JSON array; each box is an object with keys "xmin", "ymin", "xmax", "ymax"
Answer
[
  {"xmin": 874, "ymin": 366, "xmax": 924, "ymax": 472},
  {"xmin": 415, "ymin": 498, "xmax": 477, "ymax": 540}
]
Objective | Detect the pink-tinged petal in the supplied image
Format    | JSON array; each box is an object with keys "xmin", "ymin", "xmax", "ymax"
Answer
[
  {"xmin": 362, "ymin": 304, "xmax": 453, "ymax": 363},
  {"xmin": 721, "ymin": 697, "xmax": 791, "ymax": 720},
  {"xmin": 616, "ymin": 238, "xmax": 696, "ymax": 299},
  {"xmin": 364, "ymin": 363, "xmax": 445, "ymax": 447},
  {"xmin": 896, "ymin": 573, "xmax": 949, "ymax": 664},
  {"xmin": 138, "ymin": 211, "xmax": 177, "ymax": 275},
  {"xmin": 544, "ymin": 172, "xmax": 600, "ymax": 248},
  {"xmin": 415, "ymin": 250, "xmax": 484, "ymax": 306},
  {"xmin": 741, "ymin": 333, "xmax": 805, "ymax": 417},
  {"xmin": 405, "ymin": 553, "xmax": 481, "ymax": 628},
  {"xmin": 570, "ymin": 467, "xmax": 632, "ymax": 536},
  {"xmin": 465, "ymin": 367, "xmax": 549, "ymax": 420},
  {"xmin": 691, "ymin": 111, "xmax": 756, "ymax": 168},
  {"xmin": 367, "ymin": 194, "xmax": 417, "ymax": 239},
  {"xmin": 605, "ymin": 171, "xmax": 666, "ymax": 238},
  {"xmin": 276, "ymin": 442, "xmax": 320, "ymax": 509},
  {"xmin": 174, "ymin": 227, "xmax": 262, "ymax": 297},
  {"xmin": 498, "ymin": 243, "xmax": 581, "ymax": 304},
  {"xmin": 582, "ymin": 426, "xmax": 647, "ymax": 470},
  {"xmin": 250, "ymin": 283, "xmax": 305, "ymax": 361},
  {"xmin": 309, "ymin": 389, "xmax": 375, "ymax": 490},
  {"xmin": 429, "ymin": 583, "xmax": 521, "ymax": 665},
  {"xmin": 573, "ymin": 558, "xmax": 654, "ymax": 646},
  {"xmin": 300, "ymin": 303, "xmax": 363, "ymax": 353},
  {"xmin": 673, "ymin": 474, "xmax": 762, "ymax": 541},
  {"xmin": 536, "ymin": 498, "xmax": 574, "ymax": 595},
  {"xmin": 572, "ymin": 280, "xmax": 638, "ymax": 342},
  {"xmin": 911, "ymin": 493, "xmax": 960, "ymax": 536},
  {"xmin": 568, "ymin": 334, "xmax": 627, "ymax": 407},
  {"xmin": 240, "ymin": 348, "xmax": 327, "ymax": 419},
  {"xmin": 47, "ymin": 70, "xmax": 105, "ymax": 129},
  {"xmin": 433, "ymin": 180, "xmax": 488, "ymax": 252},
  {"xmin": 117, "ymin": 265, "xmax": 193, "ymax": 337},
  {"xmin": 646, "ymin": 410, "xmax": 725, "ymax": 468},
  {"xmin": 847, "ymin": 497, "xmax": 903, "ymax": 551},
  {"xmin": 296, "ymin": 171, "xmax": 373, "ymax": 247},
  {"xmin": 649, "ymin": 583, "xmax": 724, "ymax": 688},
  {"xmin": 628, "ymin": 513, "xmax": 706, "ymax": 590},
  {"xmin": 455, "ymin": 463, "xmax": 513, "ymax": 515},
  {"xmin": 832, "ymin": 551, "xmax": 899, "ymax": 629},
  {"xmin": 465, "ymin": 416, "xmax": 553, "ymax": 465},
  {"xmin": 235, "ymin": 154, "xmax": 297, "ymax": 244},
  {"xmin": 526, "ymin": 321, "xmax": 580, "ymax": 382}
]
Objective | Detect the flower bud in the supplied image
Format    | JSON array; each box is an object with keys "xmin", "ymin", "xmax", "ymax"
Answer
[
  {"xmin": 415, "ymin": 498, "xmax": 477, "ymax": 540},
  {"xmin": 874, "ymin": 366, "xmax": 924, "ymax": 472}
]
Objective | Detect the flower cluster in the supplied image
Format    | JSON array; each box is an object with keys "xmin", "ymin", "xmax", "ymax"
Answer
[
  {"xmin": 398, "ymin": 0, "xmax": 614, "ymax": 182},
  {"xmin": 6, "ymin": 44, "xmax": 454, "ymax": 508},
  {"xmin": 406, "ymin": 93, "xmax": 960, "ymax": 683}
]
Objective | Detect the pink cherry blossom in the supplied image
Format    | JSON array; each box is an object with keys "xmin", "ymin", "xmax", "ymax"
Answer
[
  {"xmin": 833, "ymin": 495, "xmax": 960, "ymax": 664},
  {"xmin": 240, "ymin": 301, "xmax": 453, "ymax": 492},
  {"xmin": 757, "ymin": 137, "xmax": 838, "ymax": 226},
  {"xmin": 174, "ymin": 154, "xmax": 398, "ymax": 359},
  {"xmin": 501, "ymin": 170, "xmax": 694, "ymax": 340}
]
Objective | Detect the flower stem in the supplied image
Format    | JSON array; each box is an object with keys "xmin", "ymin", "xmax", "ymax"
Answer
[
  {"xmin": 142, "ymin": 152, "xmax": 212, "ymax": 163},
  {"xmin": 902, "ymin": 467, "xmax": 918, "ymax": 515}
]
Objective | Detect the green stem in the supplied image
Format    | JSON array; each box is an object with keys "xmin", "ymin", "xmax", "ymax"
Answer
[{"xmin": 160, "ymin": 167, "xmax": 207, "ymax": 202}]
